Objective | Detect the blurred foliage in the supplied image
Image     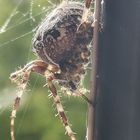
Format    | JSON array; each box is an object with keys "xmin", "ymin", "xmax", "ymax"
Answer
[{"xmin": 0, "ymin": 0, "xmax": 90, "ymax": 140}]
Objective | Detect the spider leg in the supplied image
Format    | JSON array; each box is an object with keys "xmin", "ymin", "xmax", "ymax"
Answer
[
  {"xmin": 77, "ymin": 90, "xmax": 96, "ymax": 107},
  {"xmin": 81, "ymin": 0, "xmax": 92, "ymax": 23},
  {"xmin": 77, "ymin": 0, "xmax": 93, "ymax": 32},
  {"xmin": 54, "ymin": 73, "xmax": 93, "ymax": 105},
  {"xmin": 10, "ymin": 60, "xmax": 48, "ymax": 140},
  {"xmin": 10, "ymin": 60, "xmax": 75, "ymax": 140},
  {"xmin": 78, "ymin": 91, "xmax": 92, "ymax": 104},
  {"xmin": 45, "ymin": 71, "xmax": 76, "ymax": 140},
  {"xmin": 10, "ymin": 66, "xmax": 31, "ymax": 140}
]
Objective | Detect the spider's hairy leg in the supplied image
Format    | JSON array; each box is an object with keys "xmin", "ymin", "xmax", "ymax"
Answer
[
  {"xmin": 10, "ymin": 68, "xmax": 31, "ymax": 140},
  {"xmin": 81, "ymin": 0, "xmax": 92, "ymax": 23},
  {"xmin": 45, "ymin": 71, "xmax": 76, "ymax": 140},
  {"xmin": 10, "ymin": 60, "xmax": 48, "ymax": 140},
  {"xmin": 77, "ymin": 90, "xmax": 93, "ymax": 105},
  {"xmin": 77, "ymin": 0, "xmax": 93, "ymax": 33},
  {"xmin": 10, "ymin": 60, "xmax": 48, "ymax": 81}
]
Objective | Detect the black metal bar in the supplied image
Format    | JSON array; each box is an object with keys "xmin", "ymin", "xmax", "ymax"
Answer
[
  {"xmin": 86, "ymin": 0, "xmax": 102, "ymax": 140},
  {"xmin": 95, "ymin": 0, "xmax": 140, "ymax": 140}
]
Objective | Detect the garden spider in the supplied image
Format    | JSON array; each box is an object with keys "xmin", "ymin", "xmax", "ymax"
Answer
[{"xmin": 10, "ymin": 0, "xmax": 94, "ymax": 140}]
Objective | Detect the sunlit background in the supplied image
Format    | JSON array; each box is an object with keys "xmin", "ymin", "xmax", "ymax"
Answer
[{"xmin": 0, "ymin": 0, "xmax": 91, "ymax": 140}]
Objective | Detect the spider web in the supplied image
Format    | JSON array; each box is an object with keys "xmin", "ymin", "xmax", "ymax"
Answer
[
  {"xmin": 0, "ymin": 0, "xmax": 57, "ymax": 48},
  {"xmin": 0, "ymin": 1, "xmax": 89, "ymax": 140},
  {"xmin": 0, "ymin": 0, "xmax": 61, "ymax": 139},
  {"xmin": 0, "ymin": 0, "xmax": 58, "ymax": 108}
]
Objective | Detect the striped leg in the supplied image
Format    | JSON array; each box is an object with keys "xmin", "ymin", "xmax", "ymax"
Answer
[
  {"xmin": 10, "ymin": 60, "xmax": 48, "ymax": 140},
  {"xmin": 81, "ymin": 0, "xmax": 92, "ymax": 23},
  {"xmin": 78, "ymin": 91, "xmax": 93, "ymax": 105},
  {"xmin": 77, "ymin": 0, "xmax": 93, "ymax": 33},
  {"xmin": 10, "ymin": 69, "xmax": 30, "ymax": 140},
  {"xmin": 10, "ymin": 60, "xmax": 76, "ymax": 140},
  {"xmin": 45, "ymin": 71, "xmax": 76, "ymax": 140}
]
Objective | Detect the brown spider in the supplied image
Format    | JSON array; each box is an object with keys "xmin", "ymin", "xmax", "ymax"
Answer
[{"xmin": 10, "ymin": 1, "xmax": 94, "ymax": 140}]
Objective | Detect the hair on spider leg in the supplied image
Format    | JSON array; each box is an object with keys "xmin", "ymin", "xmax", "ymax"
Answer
[
  {"xmin": 60, "ymin": 85, "xmax": 93, "ymax": 105},
  {"xmin": 48, "ymin": 93, "xmax": 53, "ymax": 98},
  {"xmin": 55, "ymin": 113, "xmax": 59, "ymax": 117}
]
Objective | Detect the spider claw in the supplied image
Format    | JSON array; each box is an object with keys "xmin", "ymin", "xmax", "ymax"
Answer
[
  {"xmin": 65, "ymin": 130, "xmax": 77, "ymax": 135},
  {"xmin": 65, "ymin": 130, "xmax": 67, "ymax": 135}
]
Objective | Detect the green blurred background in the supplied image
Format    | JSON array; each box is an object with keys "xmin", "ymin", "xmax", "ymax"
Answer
[{"xmin": 0, "ymin": 0, "xmax": 90, "ymax": 140}]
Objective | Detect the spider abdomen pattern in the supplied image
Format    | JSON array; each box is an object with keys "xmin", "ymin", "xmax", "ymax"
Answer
[{"xmin": 33, "ymin": 2, "xmax": 93, "ymax": 91}]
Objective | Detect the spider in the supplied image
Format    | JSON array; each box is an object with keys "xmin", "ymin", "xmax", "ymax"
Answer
[{"xmin": 10, "ymin": 0, "xmax": 94, "ymax": 140}]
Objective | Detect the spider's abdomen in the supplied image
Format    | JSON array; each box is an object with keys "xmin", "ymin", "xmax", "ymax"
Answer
[{"xmin": 32, "ymin": 1, "xmax": 93, "ymax": 91}]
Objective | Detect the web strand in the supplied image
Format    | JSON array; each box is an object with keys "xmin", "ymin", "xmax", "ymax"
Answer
[{"xmin": 0, "ymin": 0, "xmax": 23, "ymax": 34}]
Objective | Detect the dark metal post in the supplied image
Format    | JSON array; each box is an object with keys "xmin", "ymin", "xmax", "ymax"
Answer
[
  {"xmin": 86, "ymin": 0, "xmax": 101, "ymax": 140},
  {"xmin": 95, "ymin": 0, "xmax": 140, "ymax": 140}
]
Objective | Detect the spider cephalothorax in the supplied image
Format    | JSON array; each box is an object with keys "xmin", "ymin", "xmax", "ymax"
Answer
[
  {"xmin": 32, "ymin": 2, "xmax": 93, "ymax": 91},
  {"xmin": 10, "ymin": 1, "xmax": 94, "ymax": 140}
]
